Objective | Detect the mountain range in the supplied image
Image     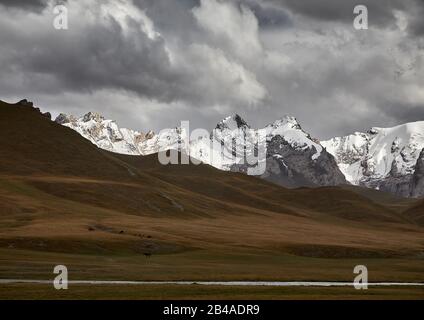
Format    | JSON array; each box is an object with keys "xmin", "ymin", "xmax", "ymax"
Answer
[{"xmin": 55, "ymin": 109, "xmax": 424, "ymax": 198}]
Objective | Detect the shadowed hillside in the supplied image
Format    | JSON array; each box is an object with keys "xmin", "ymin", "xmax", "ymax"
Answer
[{"xmin": 404, "ymin": 200, "xmax": 424, "ymax": 225}]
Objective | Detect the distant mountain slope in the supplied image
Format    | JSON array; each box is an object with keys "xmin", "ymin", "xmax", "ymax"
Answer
[
  {"xmin": 55, "ymin": 112, "xmax": 346, "ymax": 188},
  {"xmin": 322, "ymin": 122, "xmax": 424, "ymax": 197}
]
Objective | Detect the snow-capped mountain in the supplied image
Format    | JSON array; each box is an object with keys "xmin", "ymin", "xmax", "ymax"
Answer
[
  {"xmin": 55, "ymin": 112, "xmax": 185, "ymax": 156},
  {"xmin": 322, "ymin": 121, "xmax": 424, "ymax": 197},
  {"xmin": 264, "ymin": 116, "xmax": 323, "ymax": 161},
  {"xmin": 55, "ymin": 112, "xmax": 346, "ymax": 188},
  {"xmin": 232, "ymin": 116, "xmax": 346, "ymax": 187},
  {"xmin": 191, "ymin": 114, "xmax": 266, "ymax": 172},
  {"xmin": 56, "ymin": 112, "xmax": 146, "ymax": 155}
]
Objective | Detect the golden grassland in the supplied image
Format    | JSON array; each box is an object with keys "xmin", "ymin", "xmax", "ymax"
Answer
[{"xmin": 1, "ymin": 284, "xmax": 424, "ymax": 300}]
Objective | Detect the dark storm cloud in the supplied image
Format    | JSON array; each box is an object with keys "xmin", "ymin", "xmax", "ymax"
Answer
[
  {"xmin": 382, "ymin": 102, "xmax": 424, "ymax": 125},
  {"xmin": 265, "ymin": 0, "xmax": 424, "ymax": 39},
  {"xmin": 410, "ymin": 22, "xmax": 424, "ymax": 37},
  {"xmin": 0, "ymin": 0, "xmax": 423, "ymax": 138},
  {"xmin": 265, "ymin": 0, "xmax": 412, "ymax": 27},
  {"xmin": 407, "ymin": 1, "xmax": 424, "ymax": 37},
  {"xmin": 17, "ymin": 25, "xmax": 180, "ymax": 102},
  {"xmin": 133, "ymin": 0, "xmax": 201, "ymax": 42},
  {"xmin": 0, "ymin": 0, "xmax": 48, "ymax": 10},
  {"xmin": 238, "ymin": 0, "xmax": 293, "ymax": 28},
  {"xmin": 0, "ymin": 6, "xmax": 179, "ymax": 103},
  {"xmin": 0, "ymin": 0, "xmax": 268, "ymax": 116}
]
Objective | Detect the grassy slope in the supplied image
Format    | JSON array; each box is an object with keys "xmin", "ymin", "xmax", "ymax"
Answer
[
  {"xmin": 0, "ymin": 100, "xmax": 423, "ymax": 299},
  {"xmin": 404, "ymin": 200, "xmax": 424, "ymax": 225},
  {"xmin": 1, "ymin": 283, "xmax": 424, "ymax": 300}
]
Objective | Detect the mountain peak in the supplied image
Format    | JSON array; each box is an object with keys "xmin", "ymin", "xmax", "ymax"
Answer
[
  {"xmin": 270, "ymin": 116, "xmax": 301, "ymax": 130},
  {"xmin": 55, "ymin": 113, "xmax": 76, "ymax": 124},
  {"xmin": 16, "ymin": 99, "xmax": 34, "ymax": 107},
  {"xmin": 216, "ymin": 113, "xmax": 250, "ymax": 131},
  {"xmin": 83, "ymin": 112, "xmax": 105, "ymax": 123}
]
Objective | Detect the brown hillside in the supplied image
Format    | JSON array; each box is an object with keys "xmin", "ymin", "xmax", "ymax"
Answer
[{"xmin": 0, "ymin": 99, "xmax": 423, "ymax": 285}]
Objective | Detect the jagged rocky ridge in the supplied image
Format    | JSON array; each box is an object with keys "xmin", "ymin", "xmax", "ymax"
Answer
[
  {"xmin": 55, "ymin": 112, "xmax": 346, "ymax": 188},
  {"xmin": 228, "ymin": 116, "xmax": 346, "ymax": 188},
  {"xmin": 411, "ymin": 149, "xmax": 424, "ymax": 198}
]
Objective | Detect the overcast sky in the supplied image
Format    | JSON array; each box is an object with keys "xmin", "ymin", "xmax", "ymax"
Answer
[{"xmin": 0, "ymin": 0, "xmax": 423, "ymax": 139}]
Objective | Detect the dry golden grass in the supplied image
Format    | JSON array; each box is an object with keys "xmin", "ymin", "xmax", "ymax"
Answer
[{"xmin": 1, "ymin": 283, "xmax": 423, "ymax": 300}]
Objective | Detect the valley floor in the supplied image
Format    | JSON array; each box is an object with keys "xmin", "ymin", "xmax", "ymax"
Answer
[
  {"xmin": 1, "ymin": 283, "xmax": 423, "ymax": 300},
  {"xmin": 1, "ymin": 174, "xmax": 424, "ymax": 300},
  {"xmin": 1, "ymin": 247, "xmax": 423, "ymax": 298}
]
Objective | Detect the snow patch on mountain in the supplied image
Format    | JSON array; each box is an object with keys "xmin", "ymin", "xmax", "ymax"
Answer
[
  {"xmin": 56, "ymin": 112, "xmax": 144, "ymax": 155},
  {"xmin": 265, "ymin": 116, "xmax": 323, "ymax": 160},
  {"xmin": 322, "ymin": 121, "xmax": 424, "ymax": 188}
]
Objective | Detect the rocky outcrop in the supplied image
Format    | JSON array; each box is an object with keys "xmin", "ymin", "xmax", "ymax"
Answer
[
  {"xmin": 365, "ymin": 175, "xmax": 413, "ymax": 198},
  {"xmin": 351, "ymin": 148, "xmax": 424, "ymax": 198},
  {"xmin": 55, "ymin": 113, "xmax": 76, "ymax": 124},
  {"xmin": 233, "ymin": 133, "xmax": 347, "ymax": 188},
  {"xmin": 14, "ymin": 99, "xmax": 50, "ymax": 119},
  {"xmin": 16, "ymin": 99, "xmax": 34, "ymax": 107},
  {"xmin": 264, "ymin": 136, "xmax": 346, "ymax": 187},
  {"xmin": 83, "ymin": 112, "xmax": 104, "ymax": 123},
  {"xmin": 229, "ymin": 116, "xmax": 347, "ymax": 188},
  {"xmin": 42, "ymin": 112, "xmax": 52, "ymax": 120},
  {"xmin": 411, "ymin": 149, "xmax": 424, "ymax": 198}
]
